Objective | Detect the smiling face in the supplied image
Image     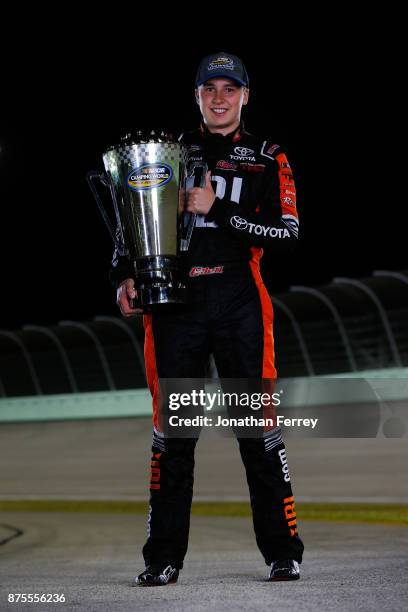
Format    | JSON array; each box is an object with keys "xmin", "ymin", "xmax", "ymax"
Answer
[{"xmin": 195, "ymin": 78, "xmax": 249, "ymax": 135}]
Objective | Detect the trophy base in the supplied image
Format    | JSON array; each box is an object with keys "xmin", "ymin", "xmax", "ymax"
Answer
[
  {"xmin": 139, "ymin": 283, "xmax": 186, "ymax": 308},
  {"xmin": 135, "ymin": 255, "xmax": 187, "ymax": 310}
]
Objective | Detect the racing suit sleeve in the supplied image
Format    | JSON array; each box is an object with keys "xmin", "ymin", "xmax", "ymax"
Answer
[{"xmin": 205, "ymin": 149, "xmax": 299, "ymax": 251}]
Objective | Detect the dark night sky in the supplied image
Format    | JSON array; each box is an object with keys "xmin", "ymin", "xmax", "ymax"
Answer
[{"xmin": 1, "ymin": 37, "xmax": 399, "ymax": 330}]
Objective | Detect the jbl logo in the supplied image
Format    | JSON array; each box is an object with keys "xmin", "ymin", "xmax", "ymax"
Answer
[
  {"xmin": 283, "ymin": 495, "xmax": 298, "ymax": 536},
  {"xmin": 149, "ymin": 452, "xmax": 162, "ymax": 490}
]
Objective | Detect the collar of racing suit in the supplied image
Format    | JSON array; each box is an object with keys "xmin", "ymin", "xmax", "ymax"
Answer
[{"xmin": 199, "ymin": 121, "xmax": 245, "ymax": 144}]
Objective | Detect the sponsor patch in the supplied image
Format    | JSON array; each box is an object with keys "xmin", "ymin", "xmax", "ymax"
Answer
[
  {"xmin": 266, "ymin": 143, "xmax": 280, "ymax": 155},
  {"xmin": 282, "ymin": 172, "xmax": 295, "ymax": 185},
  {"xmin": 283, "ymin": 495, "xmax": 298, "ymax": 536},
  {"xmin": 127, "ymin": 163, "xmax": 173, "ymax": 191},
  {"xmin": 278, "ymin": 448, "xmax": 291, "ymax": 482},
  {"xmin": 230, "ymin": 215, "xmax": 291, "ymax": 238},
  {"xmin": 229, "ymin": 154, "xmax": 256, "ymax": 161},
  {"xmin": 189, "ymin": 265, "xmax": 224, "ymax": 277},
  {"xmin": 149, "ymin": 452, "xmax": 162, "ymax": 490},
  {"xmin": 239, "ymin": 163, "xmax": 265, "ymax": 173},
  {"xmin": 234, "ymin": 146, "xmax": 254, "ymax": 156},
  {"xmin": 216, "ymin": 160, "xmax": 237, "ymax": 170}
]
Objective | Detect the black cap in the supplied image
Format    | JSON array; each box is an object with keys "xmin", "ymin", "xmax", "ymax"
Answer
[{"xmin": 195, "ymin": 52, "xmax": 249, "ymax": 87}]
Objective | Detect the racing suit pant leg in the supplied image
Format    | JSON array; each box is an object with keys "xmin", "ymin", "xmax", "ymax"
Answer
[
  {"xmin": 142, "ymin": 306, "xmax": 209, "ymax": 570},
  {"xmin": 237, "ymin": 434, "xmax": 304, "ymax": 565},
  {"xmin": 143, "ymin": 437, "xmax": 198, "ymax": 570},
  {"xmin": 211, "ymin": 272, "xmax": 304, "ymax": 565}
]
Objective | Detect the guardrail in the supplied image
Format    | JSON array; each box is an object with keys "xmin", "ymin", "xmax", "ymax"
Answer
[{"xmin": 1, "ymin": 368, "xmax": 407, "ymax": 423}]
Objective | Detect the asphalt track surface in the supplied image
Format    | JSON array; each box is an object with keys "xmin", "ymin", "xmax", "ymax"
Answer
[
  {"xmin": 1, "ymin": 418, "xmax": 407, "ymax": 611},
  {"xmin": 0, "ymin": 514, "xmax": 407, "ymax": 612}
]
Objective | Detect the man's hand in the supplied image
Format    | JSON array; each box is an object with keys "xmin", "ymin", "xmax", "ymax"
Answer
[
  {"xmin": 116, "ymin": 278, "xmax": 143, "ymax": 316},
  {"xmin": 186, "ymin": 171, "xmax": 215, "ymax": 215}
]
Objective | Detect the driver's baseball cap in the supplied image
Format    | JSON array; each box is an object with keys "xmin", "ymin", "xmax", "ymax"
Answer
[{"xmin": 195, "ymin": 52, "xmax": 249, "ymax": 87}]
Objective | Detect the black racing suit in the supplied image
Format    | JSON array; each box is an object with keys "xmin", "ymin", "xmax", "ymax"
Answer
[{"xmin": 110, "ymin": 123, "xmax": 304, "ymax": 568}]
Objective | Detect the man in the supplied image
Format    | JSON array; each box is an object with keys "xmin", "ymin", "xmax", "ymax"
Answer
[{"xmin": 111, "ymin": 52, "xmax": 304, "ymax": 585}]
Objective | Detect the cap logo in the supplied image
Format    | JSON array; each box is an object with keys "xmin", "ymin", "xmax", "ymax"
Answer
[{"xmin": 208, "ymin": 56, "xmax": 234, "ymax": 71}]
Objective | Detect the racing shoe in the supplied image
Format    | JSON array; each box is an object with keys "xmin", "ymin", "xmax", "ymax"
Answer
[
  {"xmin": 268, "ymin": 559, "xmax": 300, "ymax": 581},
  {"xmin": 135, "ymin": 563, "xmax": 179, "ymax": 586}
]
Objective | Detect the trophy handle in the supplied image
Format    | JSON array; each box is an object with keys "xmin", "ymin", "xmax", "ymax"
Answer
[
  {"xmin": 192, "ymin": 162, "xmax": 208, "ymax": 188},
  {"xmin": 179, "ymin": 162, "xmax": 208, "ymax": 252},
  {"xmin": 86, "ymin": 171, "xmax": 127, "ymax": 256}
]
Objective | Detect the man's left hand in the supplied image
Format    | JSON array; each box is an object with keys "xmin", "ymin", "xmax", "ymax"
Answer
[{"xmin": 186, "ymin": 171, "xmax": 215, "ymax": 215}]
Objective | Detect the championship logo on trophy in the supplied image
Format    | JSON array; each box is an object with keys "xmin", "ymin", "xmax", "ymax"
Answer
[{"xmin": 87, "ymin": 130, "xmax": 205, "ymax": 311}]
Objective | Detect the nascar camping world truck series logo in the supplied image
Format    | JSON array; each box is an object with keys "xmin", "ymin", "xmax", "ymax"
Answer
[
  {"xmin": 208, "ymin": 56, "xmax": 235, "ymax": 71},
  {"xmin": 127, "ymin": 163, "xmax": 173, "ymax": 191}
]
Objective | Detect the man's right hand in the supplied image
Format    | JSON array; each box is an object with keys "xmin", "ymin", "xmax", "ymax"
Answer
[{"xmin": 116, "ymin": 279, "xmax": 143, "ymax": 316}]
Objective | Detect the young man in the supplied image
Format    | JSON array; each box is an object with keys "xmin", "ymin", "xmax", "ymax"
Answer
[{"xmin": 111, "ymin": 52, "xmax": 304, "ymax": 585}]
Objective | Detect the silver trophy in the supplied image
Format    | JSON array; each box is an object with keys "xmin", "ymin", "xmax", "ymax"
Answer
[{"xmin": 87, "ymin": 130, "xmax": 201, "ymax": 310}]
